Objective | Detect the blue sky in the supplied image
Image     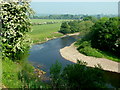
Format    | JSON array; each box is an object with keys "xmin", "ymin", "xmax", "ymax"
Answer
[
  {"xmin": 30, "ymin": 2, "xmax": 118, "ymax": 15},
  {"xmin": 32, "ymin": 0, "xmax": 119, "ymax": 2}
]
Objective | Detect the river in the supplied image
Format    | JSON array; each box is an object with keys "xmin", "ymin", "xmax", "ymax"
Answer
[{"xmin": 28, "ymin": 35, "xmax": 120, "ymax": 88}]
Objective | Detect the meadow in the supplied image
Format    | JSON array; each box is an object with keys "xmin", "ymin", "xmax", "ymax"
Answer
[
  {"xmin": 29, "ymin": 19, "xmax": 71, "ymax": 43},
  {"xmin": 31, "ymin": 19, "xmax": 70, "ymax": 23}
]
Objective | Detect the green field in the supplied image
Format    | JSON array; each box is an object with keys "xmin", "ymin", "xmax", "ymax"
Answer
[
  {"xmin": 31, "ymin": 19, "xmax": 71, "ymax": 23},
  {"xmin": 29, "ymin": 22, "xmax": 63, "ymax": 43}
]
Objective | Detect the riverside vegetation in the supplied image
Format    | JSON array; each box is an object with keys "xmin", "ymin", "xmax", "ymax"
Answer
[
  {"xmin": 1, "ymin": 1, "xmax": 49, "ymax": 88},
  {"xmin": 59, "ymin": 16, "xmax": 120, "ymax": 62},
  {"xmin": 1, "ymin": 1, "xmax": 119, "ymax": 89}
]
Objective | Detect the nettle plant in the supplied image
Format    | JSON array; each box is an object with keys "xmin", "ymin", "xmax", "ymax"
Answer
[{"xmin": 1, "ymin": 0, "xmax": 33, "ymax": 61}]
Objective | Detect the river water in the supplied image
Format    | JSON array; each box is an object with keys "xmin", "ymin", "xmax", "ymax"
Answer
[{"xmin": 28, "ymin": 35, "xmax": 120, "ymax": 88}]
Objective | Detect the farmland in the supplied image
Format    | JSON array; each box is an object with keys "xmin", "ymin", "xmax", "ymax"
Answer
[
  {"xmin": 31, "ymin": 19, "xmax": 70, "ymax": 23},
  {"xmin": 29, "ymin": 19, "xmax": 70, "ymax": 43}
]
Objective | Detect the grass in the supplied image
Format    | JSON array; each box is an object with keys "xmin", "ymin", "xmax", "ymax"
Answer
[
  {"xmin": 2, "ymin": 58, "xmax": 23, "ymax": 88},
  {"xmin": 2, "ymin": 58, "xmax": 49, "ymax": 88},
  {"xmin": 76, "ymin": 41, "xmax": 120, "ymax": 62},
  {"xmin": 2, "ymin": 19, "xmax": 69, "ymax": 88},
  {"xmin": 29, "ymin": 23, "xmax": 63, "ymax": 43},
  {"xmin": 31, "ymin": 19, "xmax": 71, "ymax": 23}
]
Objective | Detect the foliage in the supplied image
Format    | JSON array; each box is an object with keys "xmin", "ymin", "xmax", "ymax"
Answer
[
  {"xmin": 30, "ymin": 14, "xmax": 84, "ymax": 19},
  {"xmin": 79, "ymin": 46, "xmax": 104, "ymax": 58},
  {"xmin": 50, "ymin": 60, "xmax": 105, "ymax": 89},
  {"xmin": 59, "ymin": 22, "xmax": 71, "ymax": 34},
  {"xmin": 91, "ymin": 17, "xmax": 120, "ymax": 57},
  {"xmin": 1, "ymin": 1, "xmax": 50, "ymax": 88},
  {"xmin": 75, "ymin": 17, "xmax": 120, "ymax": 62},
  {"xmin": 30, "ymin": 14, "xmax": 115, "ymax": 20},
  {"xmin": 59, "ymin": 19, "xmax": 94, "ymax": 35},
  {"xmin": 2, "ymin": 57, "xmax": 23, "ymax": 88},
  {"xmin": 78, "ymin": 21, "xmax": 94, "ymax": 36},
  {"xmin": 62, "ymin": 60, "xmax": 105, "ymax": 88},
  {"xmin": 68, "ymin": 20, "xmax": 80, "ymax": 33},
  {"xmin": 59, "ymin": 20, "xmax": 79, "ymax": 34},
  {"xmin": 50, "ymin": 61, "xmax": 62, "ymax": 88},
  {"xmin": 83, "ymin": 16, "xmax": 98, "ymax": 23},
  {"xmin": 2, "ymin": 57, "xmax": 48, "ymax": 88},
  {"xmin": 77, "ymin": 41, "xmax": 104, "ymax": 58},
  {"xmin": 18, "ymin": 61, "xmax": 48, "ymax": 88},
  {"xmin": 1, "ymin": 1, "xmax": 33, "ymax": 60}
]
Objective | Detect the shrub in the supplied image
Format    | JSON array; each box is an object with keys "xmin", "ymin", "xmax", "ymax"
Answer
[
  {"xmin": 77, "ymin": 41, "xmax": 91, "ymax": 50},
  {"xmin": 50, "ymin": 60, "xmax": 106, "ymax": 88},
  {"xmin": 50, "ymin": 61, "xmax": 62, "ymax": 88},
  {"xmin": 79, "ymin": 46, "xmax": 104, "ymax": 58},
  {"xmin": 61, "ymin": 60, "xmax": 105, "ymax": 88},
  {"xmin": 91, "ymin": 17, "xmax": 120, "ymax": 56}
]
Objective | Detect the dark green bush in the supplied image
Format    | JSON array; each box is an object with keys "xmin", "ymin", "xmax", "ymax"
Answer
[
  {"xmin": 62, "ymin": 60, "xmax": 105, "ymax": 88},
  {"xmin": 91, "ymin": 17, "xmax": 120, "ymax": 56},
  {"xmin": 50, "ymin": 60, "xmax": 106, "ymax": 89}
]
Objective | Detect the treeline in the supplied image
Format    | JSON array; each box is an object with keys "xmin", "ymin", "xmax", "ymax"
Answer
[
  {"xmin": 59, "ymin": 15, "xmax": 120, "ymax": 60},
  {"xmin": 30, "ymin": 14, "xmax": 117, "ymax": 19},
  {"xmin": 59, "ymin": 16, "xmax": 97, "ymax": 34},
  {"xmin": 31, "ymin": 14, "xmax": 84, "ymax": 19},
  {"xmin": 76, "ymin": 17, "xmax": 120, "ymax": 61}
]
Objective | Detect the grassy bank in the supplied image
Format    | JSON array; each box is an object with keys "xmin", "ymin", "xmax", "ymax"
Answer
[
  {"xmin": 2, "ymin": 58, "xmax": 49, "ymax": 88},
  {"xmin": 2, "ymin": 58, "xmax": 22, "ymax": 88},
  {"xmin": 29, "ymin": 23, "xmax": 63, "ymax": 43},
  {"xmin": 75, "ymin": 41, "xmax": 120, "ymax": 62}
]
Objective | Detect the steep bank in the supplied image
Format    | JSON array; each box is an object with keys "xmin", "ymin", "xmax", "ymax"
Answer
[{"xmin": 60, "ymin": 43, "xmax": 120, "ymax": 73}]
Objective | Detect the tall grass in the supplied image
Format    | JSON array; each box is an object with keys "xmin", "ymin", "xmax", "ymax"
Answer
[{"xmin": 2, "ymin": 58, "xmax": 23, "ymax": 88}]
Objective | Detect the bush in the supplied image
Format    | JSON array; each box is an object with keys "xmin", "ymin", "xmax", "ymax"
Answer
[
  {"xmin": 79, "ymin": 46, "xmax": 104, "ymax": 58},
  {"xmin": 50, "ymin": 60, "xmax": 106, "ymax": 89},
  {"xmin": 50, "ymin": 61, "xmax": 62, "ymax": 88},
  {"xmin": 91, "ymin": 17, "xmax": 120, "ymax": 56},
  {"xmin": 77, "ymin": 41, "xmax": 91, "ymax": 49},
  {"xmin": 61, "ymin": 60, "xmax": 105, "ymax": 88}
]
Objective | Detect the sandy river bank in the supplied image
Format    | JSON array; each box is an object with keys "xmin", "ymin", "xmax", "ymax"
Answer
[{"xmin": 60, "ymin": 43, "xmax": 120, "ymax": 73}]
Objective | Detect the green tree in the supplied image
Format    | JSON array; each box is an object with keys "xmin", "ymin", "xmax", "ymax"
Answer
[
  {"xmin": 91, "ymin": 17, "xmax": 120, "ymax": 56},
  {"xmin": 68, "ymin": 21, "xmax": 79, "ymax": 33},
  {"xmin": 59, "ymin": 22, "xmax": 71, "ymax": 34},
  {"xmin": 83, "ymin": 16, "xmax": 98, "ymax": 23},
  {"xmin": 1, "ymin": 1, "xmax": 33, "ymax": 61},
  {"xmin": 78, "ymin": 21, "xmax": 94, "ymax": 35},
  {"xmin": 50, "ymin": 61, "xmax": 62, "ymax": 88},
  {"xmin": 50, "ymin": 60, "xmax": 105, "ymax": 88}
]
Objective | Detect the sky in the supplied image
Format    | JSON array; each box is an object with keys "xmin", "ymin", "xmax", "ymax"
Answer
[
  {"xmin": 32, "ymin": 0, "xmax": 119, "ymax": 2},
  {"xmin": 30, "ymin": 1, "xmax": 119, "ymax": 15}
]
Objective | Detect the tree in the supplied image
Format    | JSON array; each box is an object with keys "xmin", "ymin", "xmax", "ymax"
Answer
[
  {"xmin": 59, "ymin": 22, "xmax": 71, "ymax": 34},
  {"xmin": 50, "ymin": 60, "xmax": 105, "ymax": 88},
  {"xmin": 1, "ymin": 0, "xmax": 33, "ymax": 60},
  {"xmin": 61, "ymin": 61, "xmax": 105, "ymax": 88},
  {"xmin": 91, "ymin": 17, "xmax": 120, "ymax": 56},
  {"xmin": 68, "ymin": 21, "xmax": 79, "ymax": 33},
  {"xmin": 78, "ymin": 21, "xmax": 94, "ymax": 35},
  {"xmin": 83, "ymin": 16, "xmax": 98, "ymax": 23}
]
